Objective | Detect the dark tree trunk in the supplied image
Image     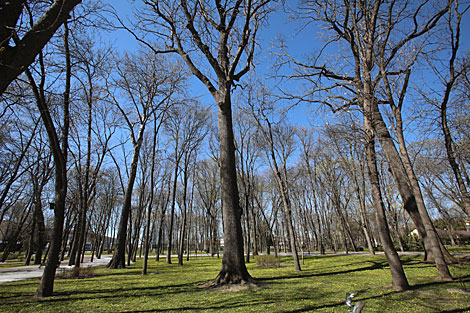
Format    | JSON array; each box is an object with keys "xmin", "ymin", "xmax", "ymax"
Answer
[
  {"xmin": 214, "ymin": 91, "xmax": 253, "ymax": 285},
  {"xmin": 33, "ymin": 22, "xmax": 70, "ymax": 297},
  {"xmin": 108, "ymin": 126, "xmax": 145, "ymax": 269},
  {"xmin": 166, "ymin": 156, "xmax": 179, "ymax": 265},
  {"xmin": 370, "ymin": 100, "xmax": 452, "ymax": 280},
  {"xmin": 364, "ymin": 121, "xmax": 409, "ymax": 291}
]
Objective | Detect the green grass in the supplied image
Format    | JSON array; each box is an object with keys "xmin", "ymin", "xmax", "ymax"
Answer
[
  {"xmin": 0, "ymin": 254, "xmax": 469, "ymax": 312},
  {"xmin": 0, "ymin": 262, "xmax": 24, "ymax": 269}
]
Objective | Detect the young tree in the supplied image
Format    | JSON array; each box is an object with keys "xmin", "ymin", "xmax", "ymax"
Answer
[
  {"xmin": 247, "ymin": 87, "xmax": 302, "ymax": 271},
  {"xmin": 67, "ymin": 36, "xmax": 114, "ymax": 268},
  {"xmin": 25, "ymin": 21, "xmax": 72, "ymax": 297},
  {"xmin": 106, "ymin": 50, "xmax": 183, "ymax": 269},
  {"xmin": 423, "ymin": 0, "xmax": 470, "ymax": 217},
  {"xmin": 234, "ymin": 109, "xmax": 262, "ymax": 262}
]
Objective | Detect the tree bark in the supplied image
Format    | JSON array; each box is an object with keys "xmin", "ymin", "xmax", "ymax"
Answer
[
  {"xmin": 364, "ymin": 118, "xmax": 409, "ymax": 291},
  {"xmin": 214, "ymin": 90, "xmax": 253, "ymax": 285}
]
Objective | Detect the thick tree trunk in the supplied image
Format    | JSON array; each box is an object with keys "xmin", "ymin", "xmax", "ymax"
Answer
[
  {"xmin": 214, "ymin": 91, "xmax": 253, "ymax": 285},
  {"xmin": 371, "ymin": 110, "xmax": 432, "ymax": 257}
]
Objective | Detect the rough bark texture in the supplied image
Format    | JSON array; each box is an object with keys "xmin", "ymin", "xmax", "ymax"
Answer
[
  {"xmin": 214, "ymin": 91, "xmax": 254, "ymax": 285},
  {"xmin": 371, "ymin": 102, "xmax": 452, "ymax": 279},
  {"xmin": 393, "ymin": 106, "xmax": 452, "ymax": 277}
]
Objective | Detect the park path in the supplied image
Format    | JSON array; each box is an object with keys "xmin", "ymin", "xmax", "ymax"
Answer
[
  {"xmin": 0, "ymin": 256, "xmax": 111, "ymax": 284},
  {"xmin": 1, "ymin": 251, "xmax": 468, "ymax": 284}
]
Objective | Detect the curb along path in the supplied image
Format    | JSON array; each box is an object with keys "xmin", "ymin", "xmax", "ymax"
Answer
[{"xmin": 0, "ymin": 256, "xmax": 112, "ymax": 283}]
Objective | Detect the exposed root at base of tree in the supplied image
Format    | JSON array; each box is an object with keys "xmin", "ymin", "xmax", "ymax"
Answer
[
  {"xmin": 106, "ymin": 260, "xmax": 126, "ymax": 269},
  {"xmin": 198, "ymin": 272, "xmax": 258, "ymax": 291},
  {"xmin": 384, "ymin": 284, "xmax": 410, "ymax": 292}
]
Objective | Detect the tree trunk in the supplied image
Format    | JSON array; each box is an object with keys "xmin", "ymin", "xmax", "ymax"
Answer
[
  {"xmin": 107, "ymin": 125, "xmax": 145, "ymax": 269},
  {"xmin": 166, "ymin": 156, "xmax": 179, "ymax": 265},
  {"xmin": 214, "ymin": 91, "xmax": 253, "ymax": 285},
  {"xmin": 178, "ymin": 156, "xmax": 191, "ymax": 266},
  {"xmin": 364, "ymin": 120, "xmax": 409, "ymax": 291},
  {"xmin": 34, "ymin": 22, "xmax": 70, "ymax": 297},
  {"xmin": 371, "ymin": 100, "xmax": 452, "ymax": 279}
]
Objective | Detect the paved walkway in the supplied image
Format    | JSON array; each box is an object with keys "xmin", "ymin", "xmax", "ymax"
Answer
[{"xmin": 0, "ymin": 256, "xmax": 111, "ymax": 284}]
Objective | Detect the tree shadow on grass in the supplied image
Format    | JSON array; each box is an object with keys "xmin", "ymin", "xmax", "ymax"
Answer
[
  {"xmin": 439, "ymin": 307, "xmax": 470, "ymax": 313},
  {"xmin": 118, "ymin": 298, "xmax": 278, "ymax": 312},
  {"xmin": 257, "ymin": 260, "xmax": 389, "ymax": 283},
  {"xmin": 0, "ymin": 280, "xmax": 206, "ymax": 306}
]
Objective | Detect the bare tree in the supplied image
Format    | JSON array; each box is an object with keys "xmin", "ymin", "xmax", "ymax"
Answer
[
  {"xmin": 247, "ymin": 85, "xmax": 302, "ymax": 271},
  {"xmin": 234, "ymin": 109, "xmax": 262, "ymax": 262},
  {"xmin": 106, "ymin": 51, "xmax": 183, "ymax": 269},
  {"xmin": 129, "ymin": 0, "xmax": 276, "ymax": 285},
  {"xmin": 421, "ymin": 0, "xmax": 470, "ymax": 217},
  {"xmin": 67, "ymin": 35, "xmax": 114, "ymax": 268},
  {"xmin": 282, "ymin": 0, "xmax": 453, "ymax": 282},
  {"xmin": 24, "ymin": 21, "xmax": 72, "ymax": 297}
]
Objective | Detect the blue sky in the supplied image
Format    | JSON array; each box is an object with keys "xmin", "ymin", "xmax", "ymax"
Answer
[{"xmin": 105, "ymin": 0, "xmax": 470, "ymax": 132}]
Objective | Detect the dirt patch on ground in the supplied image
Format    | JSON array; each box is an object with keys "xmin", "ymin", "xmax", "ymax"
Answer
[
  {"xmin": 197, "ymin": 280, "xmax": 259, "ymax": 292},
  {"xmin": 447, "ymin": 288, "xmax": 470, "ymax": 294}
]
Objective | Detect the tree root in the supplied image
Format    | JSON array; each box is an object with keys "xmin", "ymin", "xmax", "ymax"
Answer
[{"xmin": 199, "ymin": 271, "xmax": 257, "ymax": 290}]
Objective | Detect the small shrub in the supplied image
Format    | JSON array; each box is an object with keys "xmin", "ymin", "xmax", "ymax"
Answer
[
  {"xmin": 58, "ymin": 266, "xmax": 96, "ymax": 279},
  {"xmin": 255, "ymin": 255, "xmax": 280, "ymax": 267}
]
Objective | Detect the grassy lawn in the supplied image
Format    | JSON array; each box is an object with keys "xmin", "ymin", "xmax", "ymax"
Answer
[
  {"xmin": 0, "ymin": 262, "xmax": 24, "ymax": 269},
  {"xmin": 0, "ymin": 254, "xmax": 469, "ymax": 312}
]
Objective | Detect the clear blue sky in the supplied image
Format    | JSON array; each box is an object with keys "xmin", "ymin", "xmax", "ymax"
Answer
[{"xmin": 106, "ymin": 0, "xmax": 470, "ymax": 131}]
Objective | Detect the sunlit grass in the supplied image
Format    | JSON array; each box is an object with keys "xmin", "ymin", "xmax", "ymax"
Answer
[
  {"xmin": 0, "ymin": 262, "xmax": 24, "ymax": 269},
  {"xmin": 0, "ymin": 254, "xmax": 469, "ymax": 312}
]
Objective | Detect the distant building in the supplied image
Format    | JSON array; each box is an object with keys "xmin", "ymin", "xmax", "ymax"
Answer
[{"xmin": 410, "ymin": 228, "xmax": 470, "ymax": 244}]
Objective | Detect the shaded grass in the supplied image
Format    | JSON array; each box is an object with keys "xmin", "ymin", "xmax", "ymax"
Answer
[{"xmin": 0, "ymin": 254, "xmax": 468, "ymax": 312}]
